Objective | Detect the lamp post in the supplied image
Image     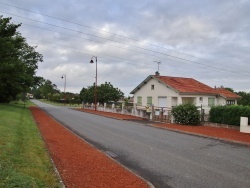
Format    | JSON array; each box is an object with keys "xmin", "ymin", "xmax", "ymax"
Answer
[
  {"xmin": 61, "ymin": 74, "xmax": 66, "ymax": 106},
  {"xmin": 90, "ymin": 56, "xmax": 97, "ymax": 111}
]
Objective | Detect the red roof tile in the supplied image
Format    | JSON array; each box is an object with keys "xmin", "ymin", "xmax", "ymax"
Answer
[
  {"xmin": 215, "ymin": 88, "xmax": 241, "ymax": 99},
  {"xmin": 156, "ymin": 76, "xmax": 217, "ymax": 94}
]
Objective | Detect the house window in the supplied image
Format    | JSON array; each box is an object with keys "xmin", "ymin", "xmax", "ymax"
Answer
[
  {"xmin": 151, "ymin": 85, "xmax": 154, "ymax": 90},
  {"xmin": 147, "ymin": 96, "xmax": 152, "ymax": 106},
  {"xmin": 226, "ymin": 100, "xmax": 235, "ymax": 105},
  {"xmin": 208, "ymin": 98, "xmax": 215, "ymax": 107},
  {"xmin": 137, "ymin": 96, "xmax": 142, "ymax": 105},
  {"xmin": 182, "ymin": 97, "xmax": 195, "ymax": 105}
]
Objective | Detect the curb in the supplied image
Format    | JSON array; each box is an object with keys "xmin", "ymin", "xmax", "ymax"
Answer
[{"xmin": 150, "ymin": 124, "xmax": 250, "ymax": 147}]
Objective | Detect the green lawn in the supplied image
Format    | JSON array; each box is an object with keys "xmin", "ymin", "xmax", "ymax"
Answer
[{"xmin": 0, "ymin": 101, "xmax": 62, "ymax": 188}]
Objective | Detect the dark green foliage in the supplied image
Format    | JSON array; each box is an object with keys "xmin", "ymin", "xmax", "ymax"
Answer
[
  {"xmin": 237, "ymin": 91, "xmax": 250, "ymax": 106},
  {"xmin": 172, "ymin": 103, "xmax": 200, "ymax": 125},
  {"xmin": 98, "ymin": 82, "xmax": 124, "ymax": 104},
  {"xmin": 209, "ymin": 105, "xmax": 250, "ymax": 126},
  {"xmin": 209, "ymin": 105, "xmax": 226, "ymax": 124},
  {"xmin": 0, "ymin": 16, "xmax": 43, "ymax": 102},
  {"xmin": 80, "ymin": 86, "xmax": 94, "ymax": 103},
  {"xmin": 80, "ymin": 82, "xmax": 124, "ymax": 104}
]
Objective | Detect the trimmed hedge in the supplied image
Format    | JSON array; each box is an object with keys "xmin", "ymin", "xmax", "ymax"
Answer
[
  {"xmin": 172, "ymin": 103, "xmax": 200, "ymax": 125},
  {"xmin": 209, "ymin": 105, "xmax": 250, "ymax": 126}
]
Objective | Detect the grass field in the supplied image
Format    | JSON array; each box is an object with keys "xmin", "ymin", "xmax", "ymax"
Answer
[{"xmin": 0, "ymin": 100, "xmax": 61, "ymax": 187}]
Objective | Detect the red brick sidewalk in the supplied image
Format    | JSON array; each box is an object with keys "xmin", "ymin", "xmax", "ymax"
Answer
[
  {"xmin": 78, "ymin": 108, "xmax": 250, "ymax": 146},
  {"xmin": 31, "ymin": 106, "xmax": 149, "ymax": 188}
]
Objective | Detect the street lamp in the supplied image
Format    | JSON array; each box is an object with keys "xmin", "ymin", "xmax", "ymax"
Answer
[
  {"xmin": 61, "ymin": 74, "xmax": 66, "ymax": 106},
  {"xmin": 90, "ymin": 56, "xmax": 97, "ymax": 111}
]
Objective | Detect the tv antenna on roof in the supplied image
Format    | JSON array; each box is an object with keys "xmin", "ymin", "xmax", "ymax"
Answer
[{"xmin": 154, "ymin": 61, "xmax": 161, "ymax": 72}]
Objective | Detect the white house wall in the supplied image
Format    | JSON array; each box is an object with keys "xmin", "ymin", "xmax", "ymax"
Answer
[
  {"xmin": 133, "ymin": 78, "xmax": 218, "ymax": 112},
  {"xmin": 180, "ymin": 95, "xmax": 216, "ymax": 107},
  {"xmin": 133, "ymin": 78, "xmax": 178, "ymax": 108},
  {"xmin": 217, "ymin": 97, "xmax": 226, "ymax": 106}
]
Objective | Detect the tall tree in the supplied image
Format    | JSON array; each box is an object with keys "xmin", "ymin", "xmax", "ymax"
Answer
[
  {"xmin": 39, "ymin": 79, "xmax": 60, "ymax": 100},
  {"xmin": 80, "ymin": 86, "xmax": 94, "ymax": 103},
  {"xmin": 80, "ymin": 82, "xmax": 124, "ymax": 104},
  {"xmin": 0, "ymin": 16, "xmax": 43, "ymax": 102},
  {"xmin": 98, "ymin": 82, "xmax": 124, "ymax": 104},
  {"xmin": 237, "ymin": 91, "xmax": 250, "ymax": 106}
]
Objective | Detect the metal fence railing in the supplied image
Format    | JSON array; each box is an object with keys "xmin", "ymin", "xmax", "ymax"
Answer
[{"xmin": 82, "ymin": 102, "xmax": 210, "ymax": 123}]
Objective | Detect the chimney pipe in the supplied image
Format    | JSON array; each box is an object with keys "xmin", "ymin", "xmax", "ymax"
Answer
[{"xmin": 155, "ymin": 71, "xmax": 160, "ymax": 76}]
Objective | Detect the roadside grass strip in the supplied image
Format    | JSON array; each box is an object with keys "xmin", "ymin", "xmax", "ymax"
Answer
[{"xmin": 0, "ymin": 101, "xmax": 61, "ymax": 188}]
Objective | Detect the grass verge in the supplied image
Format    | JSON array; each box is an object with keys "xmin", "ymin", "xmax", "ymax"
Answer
[{"xmin": 0, "ymin": 101, "xmax": 61, "ymax": 187}]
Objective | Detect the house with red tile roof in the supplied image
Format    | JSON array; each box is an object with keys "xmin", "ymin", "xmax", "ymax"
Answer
[
  {"xmin": 215, "ymin": 88, "xmax": 241, "ymax": 105},
  {"xmin": 130, "ymin": 72, "xmax": 240, "ymax": 113}
]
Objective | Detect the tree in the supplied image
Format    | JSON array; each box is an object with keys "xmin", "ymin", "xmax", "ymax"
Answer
[
  {"xmin": 80, "ymin": 82, "xmax": 124, "ymax": 104},
  {"xmin": 98, "ymin": 82, "xmax": 124, "ymax": 104},
  {"xmin": 80, "ymin": 86, "xmax": 94, "ymax": 103},
  {"xmin": 39, "ymin": 79, "xmax": 60, "ymax": 100},
  {"xmin": 0, "ymin": 16, "xmax": 43, "ymax": 102},
  {"xmin": 224, "ymin": 87, "xmax": 234, "ymax": 93},
  {"xmin": 237, "ymin": 91, "xmax": 250, "ymax": 106}
]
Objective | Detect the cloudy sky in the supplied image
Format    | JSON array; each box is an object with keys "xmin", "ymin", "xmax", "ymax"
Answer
[{"xmin": 1, "ymin": 0, "xmax": 250, "ymax": 96}]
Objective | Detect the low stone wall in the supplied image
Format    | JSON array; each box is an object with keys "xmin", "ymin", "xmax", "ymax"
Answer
[{"xmin": 202, "ymin": 122, "xmax": 239, "ymax": 130}]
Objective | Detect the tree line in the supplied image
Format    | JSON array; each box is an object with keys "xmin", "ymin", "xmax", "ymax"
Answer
[{"xmin": 32, "ymin": 79, "xmax": 124, "ymax": 105}]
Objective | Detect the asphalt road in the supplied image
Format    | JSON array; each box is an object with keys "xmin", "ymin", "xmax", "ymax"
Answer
[{"xmin": 32, "ymin": 100, "xmax": 250, "ymax": 188}]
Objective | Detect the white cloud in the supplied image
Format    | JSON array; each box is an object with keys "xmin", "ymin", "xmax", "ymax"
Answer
[{"xmin": 1, "ymin": 0, "xmax": 250, "ymax": 96}]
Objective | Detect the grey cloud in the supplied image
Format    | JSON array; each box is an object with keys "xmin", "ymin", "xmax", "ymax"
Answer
[{"xmin": 1, "ymin": 0, "xmax": 249, "ymax": 95}]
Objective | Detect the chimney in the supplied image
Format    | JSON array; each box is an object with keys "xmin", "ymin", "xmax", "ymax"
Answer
[{"xmin": 155, "ymin": 71, "xmax": 160, "ymax": 77}]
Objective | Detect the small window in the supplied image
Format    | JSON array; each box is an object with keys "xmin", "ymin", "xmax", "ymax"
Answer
[
  {"xmin": 147, "ymin": 96, "xmax": 152, "ymax": 106},
  {"xmin": 208, "ymin": 98, "xmax": 215, "ymax": 107},
  {"xmin": 226, "ymin": 100, "xmax": 235, "ymax": 105},
  {"xmin": 151, "ymin": 85, "xmax": 154, "ymax": 90},
  {"xmin": 137, "ymin": 96, "xmax": 142, "ymax": 105}
]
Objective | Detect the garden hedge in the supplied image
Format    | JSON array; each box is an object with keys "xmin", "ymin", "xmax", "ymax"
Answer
[{"xmin": 209, "ymin": 105, "xmax": 250, "ymax": 126}]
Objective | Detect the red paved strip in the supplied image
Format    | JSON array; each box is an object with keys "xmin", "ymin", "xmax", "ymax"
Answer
[
  {"xmin": 156, "ymin": 123, "xmax": 250, "ymax": 145},
  {"xmin": 77, "ymin": 108, "xmax": 250, "ymax": 145},
  {"xmin": 30, "ymin": 106, "xmax": 149, "ymax": 188}
]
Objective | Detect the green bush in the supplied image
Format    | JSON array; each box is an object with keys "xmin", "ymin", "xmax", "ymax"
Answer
[
  {"xmin": 172, "ymin": 103, "xmax": 200, "ymax": 125},
  {"xmin": 209, "ymin": 105, "xmax": 250, "ymax": 126}
]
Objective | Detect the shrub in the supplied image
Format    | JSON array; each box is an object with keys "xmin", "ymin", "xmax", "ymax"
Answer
[
  {"xmin": 209, "ymin": 105, "xmax": 250, "ymax": 126},
  {"xmin": 209, "ymin": 105, "xmax": 226, "ymax": 124},
  {"xmin": 172, "ymin": 103, "xmax": 200, "ymax": 125}
]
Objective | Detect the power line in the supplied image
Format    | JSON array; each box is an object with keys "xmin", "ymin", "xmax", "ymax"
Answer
[
  {"xmin": 0, "ymin": 1, "xmax": 248, "ymax": 74},
  {"xmin": 26, "ymin": 36, "xmax": 250, "ymax": 79},
  {"xmin": 3, "ymin": 12, "xmax": 248, "ymax": 76},
  {"xmin": 1, "ymin": 9, "xmax": 249, "ymax": 77},
  {"xmin": 1, "ymin": 10, "xmax": 201, "ymax": 62}
]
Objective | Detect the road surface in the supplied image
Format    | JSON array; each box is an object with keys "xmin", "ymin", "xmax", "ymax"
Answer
[{"xmin": 32, "ymin": 100, "xmax": 250, "ymax": 188}]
